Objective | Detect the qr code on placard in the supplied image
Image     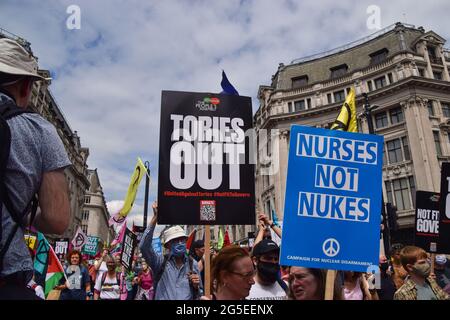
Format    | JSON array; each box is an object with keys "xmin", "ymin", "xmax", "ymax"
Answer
[{"xmin": 200, "ymin": 200, "xmax": 216, "ymax": 221}]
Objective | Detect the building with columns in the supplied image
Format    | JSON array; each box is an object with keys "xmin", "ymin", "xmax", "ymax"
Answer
[{"xmin": 255, "ymin": 22, "xmax": 450, "ymax": 244}]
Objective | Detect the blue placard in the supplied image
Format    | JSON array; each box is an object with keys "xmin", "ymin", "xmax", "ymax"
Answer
[
  {"xmin": 152, "ymin": 237, "xmax": 163, "ymax": 255},
  {"xmin": 279, "ymin": 125, "xmax": 384, "ymax": 272}
]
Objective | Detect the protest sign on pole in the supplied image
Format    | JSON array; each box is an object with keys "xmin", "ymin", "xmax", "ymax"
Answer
[
  {"xmin": 120, "ymin": 228, "xmax": 137, "ymax": 270},
  {"xmin": 439, "ymin": 163, "xmax": 450, "ymax": 254},
  {"xmin": 158, "ymin": 91, "xmax": 255, "ymax": 225},
  {"xmin": 82, "ymin": 236, "xmax": 100, "ymax": 256},
  {"xmin": 71, "ymin": 227, "xmax": 87, "ymax": 250},
  {"xmin": 414, "ymin": 191, "xmax": 441, "ymax": 253},
  {"xmin": 279, "ymin": 125, "xmax": 384, "ymax": 272},
  {"xmin": 54, "ymin": 238, "xmax": 69, "ymax": 261}
]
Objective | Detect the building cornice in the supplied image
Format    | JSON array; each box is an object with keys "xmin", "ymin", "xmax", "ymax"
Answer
[{"xmin": 258, "ymin": 77, "xmax": 450, "ymax": 129}]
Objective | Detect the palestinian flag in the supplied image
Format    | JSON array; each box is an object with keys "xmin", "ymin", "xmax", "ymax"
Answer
[
  {"xmin": 44, "ymin": 243, "xmax": 66, "ymax": 297},
  {"xmin": 186, "ymin": 228, "xmax": 197, "ymax": 256}
]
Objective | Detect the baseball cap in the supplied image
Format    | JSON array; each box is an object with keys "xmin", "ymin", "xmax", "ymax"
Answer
[
  {"xmin": 191, "ymin": 239, "xmax": 205, "ymax": 250},
  {"xmin": 252, "ymin": 239, "xmax": 280, "ymax": 257},
  {"xmin": 0, "ymin": 38, "xmax": 50, "ymax": 81}
]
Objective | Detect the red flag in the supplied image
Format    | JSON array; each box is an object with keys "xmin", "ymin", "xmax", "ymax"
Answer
[
  {"xmin": 186, "ymin": 228, "xmax": 197, "ymax": 255},
  {"xmin": 224, "ymin": 227, "xmax": 231, "ymax": 247}
]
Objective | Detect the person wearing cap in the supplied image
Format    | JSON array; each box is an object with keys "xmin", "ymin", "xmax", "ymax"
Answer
[
  {"xmin": 247, "ymin": 239, "xmax": 287, "ymax": 300},
  {"xmin": 0, "ymin": 38, "xmax": 71, "ymax": 299},
  {"xmin": 139, "ymin": 202, "xmax": 202, "ymax": 300},
  {"xmin": 434, "ymin": 254, "xmax": 450, "ymax": 291}
]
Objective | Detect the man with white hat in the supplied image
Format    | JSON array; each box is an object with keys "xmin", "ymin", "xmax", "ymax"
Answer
[
  {"xmin": 139, "ymin": 202, "xmax": 202, "ymax": 300},
  {"xmin": 0, "ymin": 37, "xmax": 71, "ymax": 299}
]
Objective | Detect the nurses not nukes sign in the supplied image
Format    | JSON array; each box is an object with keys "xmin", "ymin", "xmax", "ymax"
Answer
[{"xmin": 158, "ymin": 91, "xmax": 255, "ymax": 225}]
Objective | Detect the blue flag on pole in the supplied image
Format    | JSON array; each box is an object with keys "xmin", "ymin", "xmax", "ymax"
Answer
[{"xmin": 220, "ymin": 70, "xmax": 239, "ymax": 96}]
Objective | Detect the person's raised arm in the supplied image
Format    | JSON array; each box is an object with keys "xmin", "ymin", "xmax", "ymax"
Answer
[
  {"xmin": 33, "ymin": 169, "xmax": 70, "ymax": 234},
  {"xmin": 139, "ymin": 202, "xmax": 163, "ymax": 275}
]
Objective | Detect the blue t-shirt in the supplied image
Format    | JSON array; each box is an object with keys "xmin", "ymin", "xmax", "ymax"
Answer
[{"xmin": 60, "ymin": 265, "xmax": 90, "ymax": 300}]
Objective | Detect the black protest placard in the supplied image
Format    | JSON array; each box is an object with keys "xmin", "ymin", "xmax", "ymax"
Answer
[
  {"xmin": 120, "ymin": 228, "xmax": 137, "ymax": 270},
  {"xmin": 438, "ymin": 163, "xmax": 450, "ymax": 254},
  {"xmin": 414, "ymin": 191, "xmax": 440, "ymax": 253},
  {"xmin": 158, "ymin": 91, "xmax": 255, "ymax": 225},
  {"xmin": 54, "ymin": 238, "xmax": 69, "ymax": 261}
]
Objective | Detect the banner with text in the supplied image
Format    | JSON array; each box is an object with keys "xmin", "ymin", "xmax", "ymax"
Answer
[
  {"xmin": 54, "ymin": 238, "xmax": 69, "ymax": 261},
  {"xmin": 120, "ymin": 228, "xmax": 137, "ymax": 270},
  {"xmin": 280, "ymin": 125, "xmax": 383, "ymax": 272},
  {"xmin": 414, "ymin": 191, "xmax": 441, "ymax": 253},
  {"xmin": 438, "ymin": 163, "xmax": 450, "ymax": 254},
  {"xmin": 158, "ymin": 91, "xmax": 255, "ymax": 225},
  {"xmin": 82, "ymin": 236, "xmax": 100, "ymax": 256}
]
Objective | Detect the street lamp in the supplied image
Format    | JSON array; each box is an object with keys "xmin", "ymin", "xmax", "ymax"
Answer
[{"xmin": 143, "ymin": 161, "xmax": 151, "ymax": 228}]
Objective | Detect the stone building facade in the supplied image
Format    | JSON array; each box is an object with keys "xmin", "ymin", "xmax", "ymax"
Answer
[
  {"xmin": 255, "ymin": 23, "xmax": 450, "ymax": 244},
  {"xmin": 82, "ymin": 169, "xmax": 114, "ymax": 244}
]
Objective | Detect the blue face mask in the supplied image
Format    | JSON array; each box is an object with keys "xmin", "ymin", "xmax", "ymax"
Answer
[{"xmin": 171, "ymin": 242, "xmax": 187, "ymax": 257}]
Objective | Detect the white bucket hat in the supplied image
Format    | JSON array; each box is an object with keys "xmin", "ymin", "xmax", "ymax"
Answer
[
  {"xmin": 163, "ymin": 226, "xmax": 187, "ymax": 245},
  {"xmin": 0, "ymin": 38, "xmax": 50, "ymax": 81}
]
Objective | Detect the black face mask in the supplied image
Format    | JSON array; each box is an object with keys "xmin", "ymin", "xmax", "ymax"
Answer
[
  {"xmin": 380, "ymin": 262, "xmax": 389, "ymax": 273},
  {"xmin": 257, "ymin": 261, "xmax": 280, "ymax": 283}
]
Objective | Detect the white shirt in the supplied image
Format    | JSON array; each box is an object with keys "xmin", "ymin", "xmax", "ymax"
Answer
[
  {"xmin": 247, "ymin": 280, "xmax": 287, "ymax": 300},
  {"xmin": 94, "ymin": 273, "xmax": 120, "ymax": 300}
]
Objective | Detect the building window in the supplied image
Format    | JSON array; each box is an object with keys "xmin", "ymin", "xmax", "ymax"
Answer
[
  {"xmin": 330, "ymin": 64, "xmax": 348, "ymax": 79},
  {"xmin": 82, "ymin": 210, "xmax": 90, "ymax": 221},
  {"xmin": 292, "ymin": 76, "xmax": 308, "ymax": 89},
  {"xmin": 369, "ymin": 48, "xmax": 388, "ymax": 65},
  {"xmin": 307, "ymin": 98, "xmax": 311, "ymax": 109},
  {"xmin": 434, "ymin": 71, "xmax": 442, "ymax": 80},
  {"xmin": 294, "ymin": 100, "xmax": 305, "ymax": 111},
  {"xmin": 392, "ymin": 178, "xmax": 412, "ymax": 211},
  {"xmin": 374, "ymin": 76, "xmax": 387, "ymax": 89},
  {"xmin": 433, "ymin": 131, "xmax": 442, "ymax": 156},
  {"xmin": 427, "ymin": 100, "xmax": 435, "ymax": 116},
  {"xmin": 409, "ymin": 176, "xmax": 416, "ymax": 206},
  {"xmin": 386, "ymin": 137, "xmax": 410, "ymax": 164},
  {"xmin": 375, "ymin": 112, "xmax": 388, "ymax": 129},
  {"xmin": 418, "ymin": 68, "xmax": 425, "ymax": 77},
  {"xmin": 288, "ymin": 102, "xmax": 293, "ymax": 113},
  {"xmin": 333, "ymin": 90, "xmax": 345, "ymax": 103},
  {"xmin": 402, "ymin": 137, "xmax": 411, "ymax": 161},
  {"xmin": 389, "ymin": 107, "xmax": 404, "ymax": 124},
  {"xmin": 84, "ymin": 196, "xmax": 91, "ymax": 204},
  {"xmin": 442, "ymin": 102, "xmax": 450, "ymax": 117},
  {"xmin": 327, "ymin": 93, "xmax": 332, "ymax": 104},
  {"xmin": 82, "ymin": 225, "xmax": 88, "ymax": 234},
  {"xmin": 386, "ymin": 177, "xmax": 415, "ymax": 211},
  {"xmin": 388, "ymin": 73, "xmax": 393, "ymax": 84},
  {"xmin": 387, "ymin": 139, "xmax": 402, "ymax": 164},
  {"xmin": 367, "ymin": 81, "xmax": 373, "ymax": 92}
]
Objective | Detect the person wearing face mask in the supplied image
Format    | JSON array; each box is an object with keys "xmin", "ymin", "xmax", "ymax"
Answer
[
  {"xmin": 247, "ymin": 239, "xmax": 287, "ymax": 300},
  {"xmin": 394, "ymin": 246, "xmax": 449, "ymax": 300},
  {"xmin": 376, "ymin": 255, "xmax": 396, "ymax": 300},
  {"xmin": 139, "ymin": 202, "xmax": 202, "ymax": 300}
]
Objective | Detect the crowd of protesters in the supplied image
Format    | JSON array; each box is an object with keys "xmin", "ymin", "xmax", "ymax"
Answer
[{"xmin": 15, "ymin": 203, "xmax": 450, "ymax": 301}]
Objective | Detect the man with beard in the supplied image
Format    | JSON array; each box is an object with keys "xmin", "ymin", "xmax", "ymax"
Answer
[{"xmin": 247, "ymin": 239, "xmax": 287, "ymax": 300}]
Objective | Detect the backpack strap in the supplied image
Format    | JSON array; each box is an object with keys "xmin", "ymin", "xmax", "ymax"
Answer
[
  {"xmin": 0, "ymin": 100, "xmax": 38, "ymax": 274},
  {"xmin": 276, "ymin": 277, "xmax": 289, "ymax": 294}
]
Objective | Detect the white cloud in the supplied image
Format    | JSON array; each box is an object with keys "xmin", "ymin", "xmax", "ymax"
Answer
[{"xmin": 2, "ymin": 0, "xmax": 449, "ymax": 205}]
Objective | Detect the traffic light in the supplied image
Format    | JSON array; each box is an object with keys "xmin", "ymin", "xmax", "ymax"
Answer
[{"xmin": 386, "ymin": 203, "xmax": 399, "ymax": 232}]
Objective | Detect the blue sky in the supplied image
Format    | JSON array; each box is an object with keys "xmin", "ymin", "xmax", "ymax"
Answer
[{"xmin": 1, "ymin": 0, "xmax": 449, "ymax": 226}]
